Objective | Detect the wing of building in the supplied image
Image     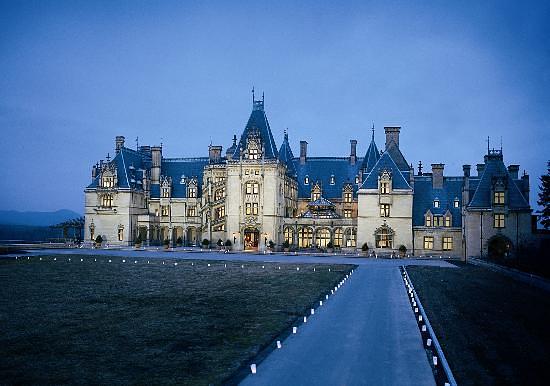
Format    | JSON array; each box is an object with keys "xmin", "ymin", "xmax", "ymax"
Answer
[{"xmin": 84, "ymin": 97, "xmax": 534, "ymax": 258}]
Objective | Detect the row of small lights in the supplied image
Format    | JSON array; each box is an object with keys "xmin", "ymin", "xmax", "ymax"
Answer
[
  {"xmin": 250, "ymin": 268, "xmax": 355, "ymax": 375},
  {"xmin": 400, "ymin": 266, "xmax": 455, "ymax": 386}
]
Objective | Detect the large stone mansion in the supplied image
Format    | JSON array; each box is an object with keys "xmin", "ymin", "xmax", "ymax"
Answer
[{"xmin": 84, "ymin": 96, "xmax": 534, "ymax": 258}]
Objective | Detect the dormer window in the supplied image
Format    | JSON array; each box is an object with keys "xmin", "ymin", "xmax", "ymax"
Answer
[
  {"xmin": 330, "ymin": 175, "xmax": 335, "ymax": 185},
  {"xmin": 379, "ymin": 171, "xmax": 391, "ymax": 194},
  {"xmin": 454, "ymin": 199, "xmax": 460, "ymax": 208},
  {"xmin": 248, "ymin": 147, "xmax": 260, "ymax": 160},
  {"xmin": 494, "ymin": 192, "xmax": 505, "ymax": 205},
  {"xmin": 355, "ymin": 176, "xmax": 360, "ymax": 184},
  {"xmin": 188, "ymin": 187, "xmax": 197, "ymax": 198},
  {"xmin": 425, "ymin": 211, "xmax": 432, "ymax": 227},
  {"xmin": 102, "ymin": 175, "xmax": 114, "ymax": 188},
  {"xmin": 161, "ymin": 206, "xmax": 169, "ymax": 216},
  {"xmin": 445, "ymin": 215, "xmax": 451, "ymax": 227},
  {"xmin": 311, "ymin": 183, "xmax": 321, "ymax": 201},
  {"xmin": 161, "ymin": 187, "xmax": 170, "ymax": 198},
  {"xmin": 433, "ymin": 199, "xmax": 440, "ymax": 208},
  {"xmin": 101, "ymin": 194, "xmax": 113, "ymax": 208},
  {"xmin": 304, "ymin": 176, "xmax": 309, "ymax": 185}
]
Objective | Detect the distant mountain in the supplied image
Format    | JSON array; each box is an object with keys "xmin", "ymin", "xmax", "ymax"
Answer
[{"xmin": 0, "ymin": 209, "xmax": 82, "ymax": 226}]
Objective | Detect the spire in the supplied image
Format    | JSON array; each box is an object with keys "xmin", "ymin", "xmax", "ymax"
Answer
[
  {"xmin": 360, "ymin": 127, "xmax": 380, "ymax": 173},
  {"xmin": 279, "ymin": 130, "xmax": 296, "ymax": 176},
  {"xmin": 371, "ymin": 123, "xmax": 375, "ymax": 141}
]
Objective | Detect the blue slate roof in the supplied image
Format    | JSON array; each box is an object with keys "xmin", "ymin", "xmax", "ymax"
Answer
[
  {"xmin": 360, "ymin": 133, "xmax": 380, "ymax": 173},
  {"xmin": 412, "ymin": 177, "xmax": 463, "ymax": 227},
  {"xmin": 278, "ymin": 132, "xmax": 296, "ymax": 176},
  {"xmin": 468, "ymin": 153, "xmax": 529, "ymax": 210},
  {"xmin": 361, "ymin": 151, "xmax": 412, "ymax": 190},
  {"xmin": 294, "ymin": 157, "xmax": 362, "ymax": 199},
  {"xmin": 232, "ymin": 100, "xmax": 278, "ymax": 160},
  {"xmin": 151, "ymin": 158, "xmax": 209, "ymax": 198},
  {"xmin": 386, "ymin": 141, "xmax": 410, "ymax": 171},
  {"xmin": 87, "ymin": 147, "xmax": 148, "ymax": 190}
]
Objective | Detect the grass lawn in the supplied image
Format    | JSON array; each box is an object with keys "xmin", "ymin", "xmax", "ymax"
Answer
[
  {"xmin": 408, "ymin": 262, "xmax": 550, "ymax": 386},
  {"xmin": 0, "ymin": 255, "xmax": 353, "ymax": 385}
]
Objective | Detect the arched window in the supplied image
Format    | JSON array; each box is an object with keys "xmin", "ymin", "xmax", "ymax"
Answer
[
  {"xmin": 345, "ymin": 228, "xmax": 357, "ymax": 247},
  {"xmin": 333, "ymin": 228, "xmax": 343, "ymax": 247},
  {"xmin": 316, "ymin": 228, "xmax": 331, "ymax": 248},
  {"xmin": 284, "ymin": 227, "xmax": 294, "ymax": 244},
  {"xmin": 375, "ymin": 224, "xmax": 394, "ymax": 248},
  {"xmin": 298, "ymin": 227, "xmax": 313, "ymax": 248}
]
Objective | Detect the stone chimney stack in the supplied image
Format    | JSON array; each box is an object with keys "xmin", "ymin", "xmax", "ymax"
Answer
[
  {"xmin": 350, "ymin": 139, "xmax": 357, "ymax": 165},
  {"xmin": 209, "ymin": 145, "xmax": 222, "ymax": 163},
  {"xmin": 463, "ymin": 164, "xmax": 471, "ymax": 178},
  {"xmin": 151, "ymin": 146, "xmax": 162, "ymax": 184},
  {"xmin": 508, "ymin": 165, "xmax": 519, "ymax": 179},
  {"xmin": 384, "ymin": 126, "xmax": 401, "ymax": 149},
  {"xmin": 300, "ymin": 141, "xmax": 308, "ymax": 165},
  {"xmin": 522, "ymin": 172, "xmax": 530, "ymax": 204},
  {"xmin": 476, "ymin": 163, "xmax": 485, "ymax": 176},
  {"xmin": 431, "ymin": 163, "xmax": 444, "ymax": 189},
  {"xmin": 92, "ymin": 164, "xmax": 98, "ymax": 181},
  {"xmin": 462, "ymin": 165, "xmax": 471, "ymax": 205},
  {"xmin": 115, "ymin": 136, "xmax": 125, "ymax": 153}
]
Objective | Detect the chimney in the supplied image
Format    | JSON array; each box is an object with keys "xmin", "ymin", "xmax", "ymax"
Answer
[
  {"xmin": 151, "ymin": 146, "xmax": 162, "ymax": 184},
  {"xmin": 115, "ymin": 136, "xmax": 125, "ymax": 153},
  {"xmin": 300, "ymin": 141, "xmax": 308, "ymax": 165},
  {"xmin": 431, "ymin": 163, "xmax": 444, "ymax": 189},
  {"xmin": 209, "ymin": 145, "xmax": 222, "ymax": 163},
  {"xmin": 139, "ymin": 145, "xmax": 151, "ymax": 155},
  {"xmin": 462, "ymin": 165, "xmax": 471, "ymax": 205},
  {"xmin": 92, "ymin": 164, "xmax": 98, "ymax": 180},
  {"xmin": 384, "ymin": 126, "xmax": 401, "ymax": 149},
  {"xmin": 350, "ymin": 139, "xmax": 357, "ymax": 165},
  {"xmin": 476, "ymin": 163, "xmax": 485, "ymax": 176},
  {"xmin": 508, "ymin": 165, "xmax": 519, "ymax": 179},
  {"xmin": 463, "ymin": 164, "xmax": 471, "ymax": 177},
  {"xmin": 522, "ymin": 172, "xmax": 530, "ymax": 204}
]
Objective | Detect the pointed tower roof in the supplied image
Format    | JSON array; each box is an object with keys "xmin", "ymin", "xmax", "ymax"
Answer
[
  {"xmin": 278, "ymin": 130, "xmax": 297, "ymax": 176},
  {"xmin": 360, "ymin": 127, "xmax": 380, "ymax": 173},
  {"xmin": 232, "ymin": 95, "xmax": 278, "ymax": 160}
]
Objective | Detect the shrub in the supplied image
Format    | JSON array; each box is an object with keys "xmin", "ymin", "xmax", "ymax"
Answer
[
  {"xmin": 268, "ymin": 240, "xmax": 275, "ymax": 249},
  {"xmin": 399, "ymin": 245, "xmax": 407, "ymax": 253},
  {"xmin": 282, "ymin": 240, "xmax": 290, "ymax": 249},
  {"xmin": 135, "ymin": 234, "xmax": 142, "ymax": 244},
  {"xmin": 327, "ymin": 241, "xmax": 334, "ymax": 249},
  {"xmin": 202, "ymin": 239, "xmax": 210, "ymax": 247},
  {"xmin": 361, "ymin": 242, "xmax": 369, "ymax": 252},
  {"xmin": 95, "ymin": 235, "xmax": 103, "ymax": 244},
  {"xmin": 217, "ymin": 239, "xmax": 223, "ymax": 246},
  {"xmin": 225, "ymin": 240, "xmax": 232, "ymax": 247},
  {"xmin": 163, "ymin": 238, "xmax": 170, "ymax": 246}
]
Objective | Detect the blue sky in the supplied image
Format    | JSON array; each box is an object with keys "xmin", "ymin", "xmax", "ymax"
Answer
[{"xmin": 1, "ymin": 0, "xmax": 548, "ymax": 213}]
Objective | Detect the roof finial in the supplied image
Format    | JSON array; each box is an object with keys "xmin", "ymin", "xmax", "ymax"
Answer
[
  {"xmin": 252, "ymin": 86, "xmax": 255, "ymax": 103},
  {"xmin": 418, "ymin": 160, "xmax": 423, "ymax": 176},
  {"xmin": 487, "ymin": 136, "xmax": 490, "ymax": 154},
  {"xmin": 262, "ymin": 92, "xmax": 264, "ymax": 104},
  {"xmin": 500, "ymin": 136, "xmax": 503, "ymax": 152},
  {"xmin": 106, "ymin": 152, "xmax": 110, "ymax": 162},
  {"xmin": 135, "ymin": 136, "xmax": 139, "ymax": 150},
  {"xmin": 371, "ymin": 122, "xmax": 375, "ymax": 141},
  {"xmin": 232, "ymin": 134, "xmax": 237, "ymax": 146}
]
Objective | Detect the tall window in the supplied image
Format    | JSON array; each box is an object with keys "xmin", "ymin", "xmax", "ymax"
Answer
[
  {"xmin": 101, "ymin": 194, "xmax": 113, "ymax": 208},
  {"xmin": 444, "ymin": 215, "xmax": 451, "ymax": 227},
  {"xmin": 102, "ymin": 175, "xmax": 114, "ymax": 188},
  {"xmin": 304, "ymin": 176, "xmax": 309, "ymax": 185},
  {"xmin": 425, "ymin": 214, "xmax": 432, "ymax": 227},
  {"xmin": 380, "ymin": 181, "xmax": 390, "ymax": 194},
  {"xmin": 161, "ymin": 205, "xmax": 169, "ymax": 216},
  {"xmin": 284, "ymin": 227, "xmax": 294, "ymax": 244},
  {"xmin": 245, "ymin": 182, "xmax": 259, "ymax": 195},
  {"xmin": 494, "ymin": 192, "xmax": 505, "ymax": 204},
  {"xmin": 433, "ymin": 200, "xmax": 440, "ymax": 208},
  {"xmin": 248, "ymin": 147, "xmax": 260, "ymax": 160},
  {"xmin": 494, "ymin": 214, "xmax": 505, "ymax": 228},
  {"xmin": 424, "ymin": 236, "xmax": 434, "ymax": 249},
  {"xmin": 187, "ymin": 206, "xmax": 196, "ymax": 217},
  {"xmin": 118, "ymin": 228, "xmax": 124, "ymax": 241},
  {"xmin": 188, "ymin": 186, "xmax": 197, "ymax": 198},
  {"xmin": 333, "ymin": 228, "xmax": 343, "ymax": 247},
  {"xmin": 214, "ymin": 188, "xmax": 225, "ymax": 200},
  {"xmin": 454, "ymin": 199, "xmax": 460, "ymax": 208},
  {"xmin": 90, "ymin": 226, "xmax": 95, "ymax": 241},
  {"xmin": 330, "ymin": 175, "xmax": 335, "ymax": 185},
  {"xmin": 375, "ymin": 227, "xmax": 393, "ymax": 248},
  {"xmin": 344, "ymin": 209, "xmax": 352, "ymax": 218},
  {"xmin": 312, "ymin": 191, "xmax": 321, "ymax": 201},
  {"xmin": 434, "ymin": 216, "xmax": 443, "ymax": 227},
  {"xmin": 355, "ymin": 176, "xmax": 360, "ymax": 184},
  {"xmin": 245, "ymin": 203, "xmax": 259, "ymax": 215},
  {"xmin": 380, "ymin": 204, "xmax": 390, "ymax": 217},
  {"xmin": 345, "ymin": 228, "xmax": 357, "ymax": 247},
  {"xmin": 215, "ymin": 206, "xmax": 225, "ymax": 219},
  {"xmin": 343, "ymin": 191, "xmax": 352, "ymax": 203},
  {"xmin": 298, "ymin": 227, "xmax": 313, "ymax": 248},
  {"xmin": 442, "ymin": 237, "xmax": 453, "ymax": 251},
  {"xmin": 316, "ymin": 228, "xmax": 331, "ymax": 248},
  {"xmin": 161, "ymin": 188, "xmax": 170, "ymax": 198}
]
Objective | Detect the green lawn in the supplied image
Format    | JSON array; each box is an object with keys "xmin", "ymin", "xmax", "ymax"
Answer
[
  {"xmin": 0, "ymin": 255, "xmax": 353, "ymax": 385},
  {"xmin": 408, "ymin": 262, "xmax": 550, "ymax": 386}
]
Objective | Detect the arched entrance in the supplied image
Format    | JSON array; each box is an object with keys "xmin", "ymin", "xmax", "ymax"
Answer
[
  {"xmin": 244, "ymin": 228, "xmax": 259, "ymax": 251},
  {"xmin": 488, "ymin": 235, "xmax": 513, "ymax": 259},
  {"xmin": 186, "ymin": 227, "xmax": 197, "ymax": 246}
]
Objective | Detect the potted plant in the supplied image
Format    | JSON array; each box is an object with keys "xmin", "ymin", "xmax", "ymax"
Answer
[
  {"xmin": 176, "ymin": 236, "xmax": 183, "ymax": 247},
  {"xmin": 268, "ymin": 240, "xmax": 275, "ymax": 251},
  {"xmin": 282, "ymin": 239, "xmax": 290, "ymax": 252},
  {"xmin": 95, "ymin": 235, "xmax": 103, "ymax": 248},
  {"xmin": 134, "ymin": 234, "xmax": 142, "ymax": 248},
  {"xmin": 361, "ymin": 242, "xmax": 369, "ymax": 256},
  {"xmin": 326, "ymin": 241, "xmax": 334, "ymax": 253},
  {"xmin": 224, "ymin": 239, "xmax": 232, "ymax": 251},
  {"xmin": 163, "ymin": 238, "xmax": 170, "ymax": 250},
  {"xmin": 398, "ymin": 245, "xmax": 407, "ymax": 257},
  {"xmin": 217, "ymin": 239, "xmax": 224, "ymax": 250},
  {"xmin": 201, "ymin": 238, "xmax": 210, "ymax": 249}
]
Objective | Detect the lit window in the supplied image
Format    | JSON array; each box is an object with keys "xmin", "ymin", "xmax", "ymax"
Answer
[
  {"xmin": 494, "ymin": 214, "xmax": 505, "ymax": 228},
  {"xmin": 312, "ymin": 190, "xmax": 321, "ymax": 201},
  {"xmin": 380, "ymin": 181, "xmax": 390, "ymax": 194},
  {"xmin": 425, "ymin": 214, "xmax": 432, "ymax": 227},
  {"xmin": 333, "ymin": 228, "xmax": 343, "ymax": 247},
  {"xmin": 215, "ymin": 206, "xmax": 225, "ymax": 219},
  {"xmin": 102, "ymin": 176, "xmax": 114, "ymax": 188},
  {"xmin": 187, "ymin": 206, "xmax": 196, "ymax": 217},
  {"xmin": 444, "ymin": 216, "xmax": 451, "ymax": 227},
  {"xmin": 344, "ymin": 191, "xmax": 352, "ymax": 203},
  {"xmin": 101, "ymin": 194, "xmax": 113, "ymax": 208},
  {"xmin": 494, "ymin": 192, "xmax": 505, "ymax": 205},
  {"xmin": 330, "ymin": 175, "xmax": 335, "ymax": 185},
  {"xmin": 248, "ymin": 147, "xmax": 260, "ymax": 160},
  {"xmin": 433, "ymin": 200, "xmax": 440, "ymax": 208},
  {"xmin": 246, "ymin": 182, "xmax": 259, "ymax": 195},
  {"xmin": 380, "ymin": 204, "xmax": 390, "ymax": 217},
  {"xmin": 375, "ymin": 227, "xmax": 392, "ymax": 248},
  {"xmin": 443, "ymin": 237, "xmax": 453, "ymax": 251},
  {"xmin": 188, "ymin": 187, "xmax": 197, "ymax": 198},
  {"xmin": 162, "ymin": 188, "xmax": 170, "ymax": 198},
  {"xmin": 454, "ymin": 199, "xmax": 460, "ymax": 208},
  {"xmin": 345, "ymin": 228, "xmax": 357, "ymax": 247},
  {"xmin": 298, "ymin": 227, "xmax": 313, "ymax": 248},
  {"xmin": 284, "ymin": 227, "xmax": 294, "ymax": 244},
  {"xmin": 90, "ymin": 227, "xmax": 94, "ymax": 240},
  {"xmin": 245, "ymin": 203, "xmax": 259, "ymax": 215},
  {"xmin": 118, "ymin": 228, "xmax": 124, "ymax": 241},
  {"xmin": 355, "ymin": 176, "xmax": 360, "ymax": 184},
  {"xmin": 161, "ymin": 206, "xmax": 169, "ymax": 216},
  {"xmin": 424, "ymin": 236, "xmax": 434, "ymax": 250},
  {"xmin": 344, "ymin": 209, "xmax": 352, "ymax": 218},
  {"xmin": 434, "ymin": 216, "xmax": 443, "ymax": 227},
  {"xmin": 214, "ymin": 188, "xmax": 225, "ymax": 200},
  {"xmin": 304, "ymin": 176, "xmax": 309, "ymax": 185}
]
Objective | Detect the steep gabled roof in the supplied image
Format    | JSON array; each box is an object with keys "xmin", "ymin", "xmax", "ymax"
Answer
[
  {"xmin": 412, "ymin": 177, "xmax": 463, "ymax": 227},
  {"xmin": 294, "ymin": 157, "xmax": 362, "ymax": 199},
  {"xmin": 468, "ymin": 153, "xmax": 530, "ymax": 210},
  {"xmin": 361, "ymin": 151, "xmax": 412, "ymax": 190},
  {"xmin": 153, "ymin": 157, "xmax": 209, "ymax": 198},
  {"xmin": 360, "ymin": 131, "xmax": 380, "ymax": 173},
  {"xmin": 278, "ymin": 132, "xmax": 297, "ymax": 176},
  {"xmin": 232, "ymin": 100, "xmax": 278, "ymax": 160},
  {"xmin": 87, "ymin": 147, "xmax": 148, "ymax": 191},
  {"xmin": 385, "ymin": 141, "xmax": 410, "ymax": 171}
]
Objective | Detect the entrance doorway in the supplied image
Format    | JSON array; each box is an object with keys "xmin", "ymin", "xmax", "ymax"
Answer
[{"xmin": 244, "ymin": 228, "xmax": 259, "ymax": 251}]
